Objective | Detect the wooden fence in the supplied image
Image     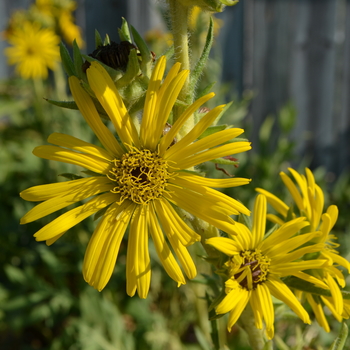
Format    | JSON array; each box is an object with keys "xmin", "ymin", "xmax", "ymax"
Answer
[{"xmin": 1, "ymin": 0, "xmax": 350, "ymax": 174}]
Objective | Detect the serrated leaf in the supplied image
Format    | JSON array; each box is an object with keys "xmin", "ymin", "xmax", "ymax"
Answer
[{"xmin": 60, "ymin": 42, "xmax": 75, "ymax": 77}]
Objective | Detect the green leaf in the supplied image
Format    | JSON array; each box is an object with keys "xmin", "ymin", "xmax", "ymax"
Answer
[
  {"xmin": 59, "ymin": 42, "xmax": 75, "ymax": 77},
  {"xmin": 189, "ymin": 17, "xmax": 214, "ymax": 95},
  {"xmin": 329, "ymin": 322, "xmax": 348, "ymax": 350},
  {"xmin": 118, "ymin": 17, "xmax": 132, "ymax": 43}
]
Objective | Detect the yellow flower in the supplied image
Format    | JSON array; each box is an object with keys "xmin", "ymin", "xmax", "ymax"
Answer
[
  {"xmin": 4, "ymin": 21, "xmax": 60, "ymax": 79},
  {"xmin": 256, "ymin": 168, "xmax": 350, "ymax": 332},
  {"xmin": 20, "ymin": 56, "xmax": 252, "ymax": 298},
  {"xmin": 206, "ymin": 194, "xmax": 328, "ymax": 339},
  {"xmin": 58, "ymin": 10, "xmax": 85, "ymax": 48}
]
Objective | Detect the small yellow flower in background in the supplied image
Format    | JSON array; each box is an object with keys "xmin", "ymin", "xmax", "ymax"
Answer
[
  {"xmin": 206, "ymin": 194, "xmax": 329, "ymax": 339},
  {"xmin": 20, "ymin": 56, "xmax": 252, "ymax": 298},
  {"xmin": 4, "ymin": 21, "xmax": 60, "ymax": 79},
  {"xmin": 256, "ymin": 168, "xmax": 350, "ymax": 332}
]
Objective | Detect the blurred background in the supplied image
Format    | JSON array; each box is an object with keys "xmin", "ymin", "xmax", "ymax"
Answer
[{"xmin": 1, "ymin": 0, "xmax": 350, "ymax": 349}]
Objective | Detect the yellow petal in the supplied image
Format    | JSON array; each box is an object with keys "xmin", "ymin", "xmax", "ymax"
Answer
[
  {"xmin": 149, "ymin": 70, "xmax": 189, "ymax": 149},
  {"xmin": 216, "ymin": 285, "xmax": 246, "ymax": 315},
  {"xmin": 83, "ymin": 201, "xmax": 135, "ymax": 291},
  {"xmin": 280, "ymin": 172, "xmax": 305, "ymax": 213},
  {"xmin": 33, "ymin": 192, "xmax": 117, "ymax": 241},
  {"xmin": 87, "ymin": 61, "xmax": 140, "ymax": 147},
  {"xmin": 68, "ymin": 76, "xmax": 124, "ymax": 157},
  {"xmin": 165, "ymin": 105, "xmax": 226, "ymax": 159},
  {"xmin": 33, "ymin": 145, "xmax": 111, "ymax": 174},
  {"xmin": 255, "ymin": 284, "xmax": 274, "ymax": 336},
  {"xmin": 163, "ymin": 187, "xmax": 238, "ymax": 236},
  {"xmin": 255, "ymin": 187, "xmax": 289, "ymax": 218},
  {"xmin": 251, "ymin": 195, "xmax": 266, "ymax": 248},
  {"xmin": 266, "ymin": 276, "xmax": 310, "ymax": 324},
  {"xmin": 172, "ymin": 142, "xmax": 251, "ymax": 170},
  {"xmin": 306, "ymin": 294, "xmax": 330, "ymax": 332},
  {"xmin": 48, "ymin": 133, "xmax": 114, "ymax": 161},
  {"xmin": 170, "ymin": 128, "xmax": 245, "ymax": 162},
  {"xmin": 227, "ymin": 290, "xmax": 251, "ymax": 331},
  {"xmin": 20, "ymin": 176, "xmax": 107, "ymax": 202},
  {"xmin": 148, "ymin": 204, "xmax": 186, "ymax": 285},
  {"xmin": 140, "ymin": 56, "xmax": 166, "ymax": 147},
  {"xmin": 159, "ymin": 92, "xmax": 215, "ymax": 154},
  {"xmin": 21, "ymin": 178, "xmax": 113, "ymax": 224},
  {"xmin": 153, "ymin": 198, "xmax": 200, "ymax": 246},
  {"xmin": 175, "ymin": 172, "xmax": 251, "ymax": 188},
  {"xmin": 127, "ymin": 205, "xmax": 151, "ymax": 298},
  {"xmin": 205, "ymin": 237, "xmax": 241, "ymax": 256}
]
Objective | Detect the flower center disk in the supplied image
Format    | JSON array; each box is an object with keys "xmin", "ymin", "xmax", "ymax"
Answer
[
  {"xmin": 108, "ymin": 148, "xmax": 172, "ymax": 204},
  {"xmin": 226, "ymin": 250, "xmax": 271, "ymax": 291}
]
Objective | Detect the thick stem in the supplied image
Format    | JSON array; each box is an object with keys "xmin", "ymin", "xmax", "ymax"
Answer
[
  {"xmin": 167, "ymin": 0, "xmax": 194, "ymax": 136},
  {"xmin": 239, "ymin": 303, "xmax": 266, "ymax": 350}
]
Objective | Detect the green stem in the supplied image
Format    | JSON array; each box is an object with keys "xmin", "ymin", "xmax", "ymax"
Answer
[
  {"xmin": 167, "ymin": 0, "xmax": 194, "ymax": 136},
  {"xmin": 238, "ymin": 304, "xmax": 266, "ymax": 350}
]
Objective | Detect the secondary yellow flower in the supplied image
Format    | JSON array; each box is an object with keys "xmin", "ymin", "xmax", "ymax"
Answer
[
  {"xmin": 20, "ymin": 56, "xmax": 252, "ymax": 298},
  {"xmin": 206, "ymin": 194, "xmax": 328, "ymax": 339},
  {"xmin": 4, "ymin": 21, "xmax": 60, "ymax": 79},
  {"xmin": 256, "ymin": 168, "xmax": 350, "ymax": 332}
]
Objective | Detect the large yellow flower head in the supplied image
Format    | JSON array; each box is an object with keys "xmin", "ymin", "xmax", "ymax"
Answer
[
  {"xmin": 4, "ymin": 21, "xmax": 60, "ymax": 79},
  {"xmin": 20, "ymin": 56, "xmax": 252, "ymax": 298},
  {"xmin": 206, "ymin": 194, "xmax": 328, "ymax": 339},
  {"xmin": 256, "ymin": 168, "xmax": 350, "ymax": 332}
]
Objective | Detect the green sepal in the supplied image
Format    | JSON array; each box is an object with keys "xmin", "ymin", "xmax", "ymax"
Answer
[
  {"xmin": 59, "ymin": 42, "xmax": 75, "ymax": 77},
  {"xmin": 58, "ymin": 173, "xmax": 84, "ymax": 180},
  {"xmin": 45, "ymin": 99, "xmax": 78, "ymax": 111},
  {"xmin": 94, "ymin": 29, "xmax": 103, "ymax": 48},
  {"xmin": 189, "ymin": 17, "xmax": 214, "ymax": 95},
  {"xmin": 73, "ymin": 39, "xmax": 85, "ymax": 80},
  {"xmin": 329, "ymin": 322, "xmax": 348, "ymax": 350},
  {"xmin": 214, "ymin": 101, "xmax": 233, "ymax": 125},
  {"xmin": 197, "ymin": 125, "xmax": 228, "ymax": 139},
  {"xmin": 115, "ymin": 49, "xmax": 141, "ymax": 88},
  {"xmin": 118, "ymin": 17, "xmax": 132, "ymax": 43},
  {"xmin": 209, "ymin": 157, "xmax": 239, "ymax": 166},
  {"xmin": 103, "ymin": 33, "xmax": 111, "ymax": 45},
  {"xmin": 131, "ymin": 25, "xmax": 152, "ymax": 77}
]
